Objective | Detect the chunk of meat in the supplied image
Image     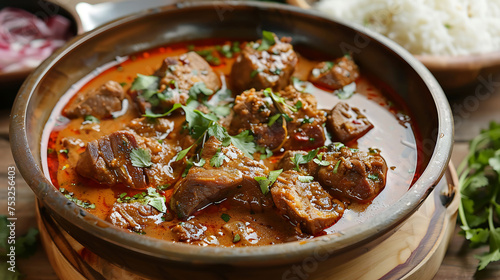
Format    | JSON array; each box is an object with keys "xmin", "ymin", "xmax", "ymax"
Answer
[
  {"xmin": 132, "ymin": 52, "xmax": 221, "ymax": 114},
  {"xmin": 277, "ymin": 150, "xmax": 320, "ymax": 176},
  {"xmin": 64, "ymin": 80, "xmax": 125, "ymax": 119},
  {"xmin": 317, "ymin": 146, "xmax": 387, "ymax": 202},
  {"xmin": 172, "ymin": 221, "xmax": 207, "ymax": 243},
  {"xmin": 230, "ymin": 86, "xmax": 326, "ymax": 150},
  {"xmin": 76, "ymin": 131, "xmax": 148, "ymax": 189},
  {"xmin": 222, "ymin": 221, "xmax": 260, "ymax": 245},
  {"xmin": 308, "ymin": 55, "xmax": 359, "ymax": 90},
  {"xmin": 271, "ymin": 171, "xmax": 345, "ymax": 235},
  {"xmin": 279, "ymin": 145, "xmax": 388, "ymax": 202},
  {"xmin": 156, "ymin": 51, "xmax": 221, "ymax": 92},
  {"xmin": 76, "ymin": 131, "xmax": 182, "ymax": 189},
  {"xmin": 230, "ymin": 34, "xmax": 297, "ymax": 93},
  {"xmin": 170, "ymin": 137, "xmax": 271, "ymax": 219},
  {"xmin": 126, "ymin": 117, "xmax": 174, "ymax": 139},
  {"xmin": 106, "ymin": 201, "xmax": 162, "ymax": 232},
  {"xmin": 327, "ymin": 102, "xmax": 374, "ymax": 143}
]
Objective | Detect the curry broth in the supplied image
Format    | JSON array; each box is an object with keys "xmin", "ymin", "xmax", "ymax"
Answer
[{"xmin": 43, "ymin": 39, "xmax": 419, "ymax": 246}]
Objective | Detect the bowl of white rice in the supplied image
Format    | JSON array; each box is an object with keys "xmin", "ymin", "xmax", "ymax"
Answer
[{"xmin": 289, "ymin": 0, "xmax": 500, "ymax": 91}]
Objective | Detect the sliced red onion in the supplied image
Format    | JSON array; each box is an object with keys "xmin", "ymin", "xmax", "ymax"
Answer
[{"xmin": 0, "ymin": 7, "xmax": 72, "ymax": 73}]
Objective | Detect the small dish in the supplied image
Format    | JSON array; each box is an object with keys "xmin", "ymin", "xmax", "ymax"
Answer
[{"xmin": 287, "ymin": 0, "xmax": 500, "ymax": 93}]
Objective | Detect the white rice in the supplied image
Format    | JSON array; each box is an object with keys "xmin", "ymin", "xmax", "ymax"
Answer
[{"xmin": 314, "ymin": 0, "xmax": 500, "ymax": 55}]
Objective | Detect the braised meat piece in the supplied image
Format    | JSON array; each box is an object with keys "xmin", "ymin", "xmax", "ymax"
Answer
[
  {"xmin": 126, "ymin": 117, "xmax": 174, "ymax": 139},
  {"xmin": 132, "ymin": 51, "xmax": 221, "ymax": 114},
  {"xmin": 222, "ymin": 221, "xmax": 259, "ymax": 245},
  {"xmin": 308, "ymin": 55, "xmax": 359, "ymax": 91},
  {"xmin": 271, "ymin": 170, "xmax": 345, "ymax": 235},
  {"xmin": 317, "ymin": 146, "xmax": 387, "ymax": 202},
  {"xmin": 278, "ymin": 145, "xmax": 387, "ymax": 202},
  {"xmin": 170, "ymin": 136, "xmax": 272, "ymax": 219},
  {"xmin": 172, "ymin": 221, "xmax": 207, "ymax": 243},
  {"xmin": 64, "ymin": 80, "xmax": 125, "ymax": 119},
  {"xmin": 327, "ymin": 102, "xmax": 374, "ymax": 143},
  {"xmin": 106, "ymin": 201, "xmax": 162, "ymax": 232},
  {"xmin": 230, "ymin": 33, "xmax": 297, "ymax": 93},
  {"xmin": 229, "ymin": 86, "xmax": 326, "ymax": 151},
  {"xmin": 76, "ymin": 131, "xmax": 182, "ymax": 189},
  {"xmin": 76, "ymin": 131, "xmax": 148, "ymax": 189}
]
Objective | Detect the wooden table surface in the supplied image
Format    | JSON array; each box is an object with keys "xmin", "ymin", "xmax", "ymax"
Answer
[{"xmin": 2, "ymin": 73, "xmax": 500, "ymax": 279}]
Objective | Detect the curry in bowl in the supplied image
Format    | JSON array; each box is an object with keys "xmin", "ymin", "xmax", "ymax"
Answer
[{"xmin": 43, "ymin": 31, "xmax": 419, "ymax": 247}]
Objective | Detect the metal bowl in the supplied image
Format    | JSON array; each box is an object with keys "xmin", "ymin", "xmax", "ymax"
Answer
[{"xmin": 10, "ymin": 1, "xmax": 453, "ymax": 279}]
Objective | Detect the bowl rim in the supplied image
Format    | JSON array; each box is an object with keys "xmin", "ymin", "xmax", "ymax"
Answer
[{"xmin": 10, "ymin": 0, "xmax": 453, "ymax": 264}]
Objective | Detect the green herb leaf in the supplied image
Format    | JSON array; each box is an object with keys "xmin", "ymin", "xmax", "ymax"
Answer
[
  {"xmin": 143, "ymin": 103, "xmax": 182, "ymax": 118},
  {"xmin": 189, "ymin": 82, "xmax": 214, "ymax": 100},
  {"xmin": 255, "ymin": 169, "xmax": 283, "ymax": 195},
  {"xmin": 257, "ymin": 30, "xmax": 276, "ymax": 51},
  {"xmin": 268, "ymin": 113, "xmax": 282, "ymax": 126},
  {"xmin": 131, "ymin": 74, "xmax": 159, "ymax": 91},
  {"xmin": 233, "ymin": 233, "xmax": 241, "ymax": 243},
  {"xmin": 130, "ymin": 148, "xmax": 153, "ymax": 168},
  {"xmin": 176, "ymin": 145, "xmax": 194, "ymax": 161},
  {"xmin": 457, "ymin": 121, "xmax": 500, "ymax": 270},
  {"xmin": 228, "ymin": 130, "xmax": 256, "ymax": 158},
  {"xmin": 210, "ymin": 148, "xmax": 228, "ymax": 168},
  {"xmin": 221, "ymin": 213, "xmax": 231, "ymax": 222},
  {"xmin": 83, "ymin": 115, "xmax": 100, "ymax": 124},
  {"xmin": 298, "ymin": 175, "xmax": 314, "ymax": 183},
  {"xmin": 291, "ymin": 149, "xmax": 319, "ymax": 171}
]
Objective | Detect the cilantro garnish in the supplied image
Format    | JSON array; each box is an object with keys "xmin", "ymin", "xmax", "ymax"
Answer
[
  {"xmin": 313, "ymin": 153, "xmax": 330, "ymax": 166},
  {"xmin": 210, "ymin": 148, "xmax": 228, "ymax": 168},
  {"xmin": 255, "ymin": 169, "xmax": 283, "ymax": 195},
  {"xmin": 367, "ymin": 173, "xmax": 379, "ymax": 181},
  {"xmin": 332, "ymin": 160, "xmax": 341, "ymax": 173},
  {"xmin": 233, "ymin": 234, "xmax": 241, "ymax": 243},
  {"xmin": 268, "ymin": 113, "xmax": 282, "ymax": 127},
  {"xmin": 263, "ymin": 88, "xmax": 298, "ymax": 114},
  {"xmin": 250, "ymin": 69, "xmax": 262, "ymax": 78},
  {"xmin": 116, "ymin": 187, "xmax": 167, "ymax": 213},
  {"xmin": 257, "ymin": 30, "xmax": 276, "ymax": 51},
  {"xmin": 291, "ymin": 149, "xmax": 319, "ymax": 171},
  {"xmin": 60, "ymin": 188, "xmax": 96, "ymax": 209},
  {"xmin": 130, "ymin": 148, "xmax": 153, "ymax": 168},
  {"xmin": 221, "ymin": 213, "xmax": 231, "ymax": 222},
  {"xmin": 130, "ymin": 74, "xmax": 159, "ymax": 91},
  {"xmin": 457, "ymin": 121, "xmax": 500, "ymax": 270},
  {"xmin": 83, "ymin": 115, "xmax": 100, "ymax": 124},
  {"xmin": 188, "ymin": 82, "xmax": 214, "ymax": 100},
  {"xmin": 298, "ymin": 175, "xmax": 314, "ymax": 183}
]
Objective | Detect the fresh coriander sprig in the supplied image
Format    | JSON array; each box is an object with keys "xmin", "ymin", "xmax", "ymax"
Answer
[{"xmin": 457, "ymin": 121, "xmax": 500, "ymax": 270}]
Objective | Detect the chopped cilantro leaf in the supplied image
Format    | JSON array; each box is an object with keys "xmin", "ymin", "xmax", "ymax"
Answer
[
  {"xmin": 257, "ymin": 30, "xmax": 276, "ymax": 51},
  {"xmin": 255, "ymin": 169, "xmax": 283, "ymax": 195},
  {"xmin": 176, "ymin": 145, "xmax": 194, "ymax": 161},
  {"xmin": 291, "ymin": 149, "xmax": 318, "ymax": 171},
  {"xmin": 210, "ymin": 148, "xmax": 228, "ymax": 168},
  {"xmin": 233, "ymin": 234, "xmax": 241, "ymax": 243},
  {"xmin": 332, "ymin": 160, "xmax": 341, "ymax": 173},
  {"xmin": 189, "ymin": 82, "xmax": 214, "ymax": 100},
  {"xmin": 268, "ymin": 113, "xmax": 282, "ymax": 126},
  {"xmin": 130, "ymin": 148, "xmax": 153, "ymax": 168},
  {"xmin": 221, "ymin": 213, "xmax": 231, "ymax": 222},
  {"xmin": 367, "ymin": 173, "xmax": 379, "ymax": 181},
  {"xmin": 130, "ymin": 74, "xmax": 159, "ymax": 91},
  {"xmin": 83, "ymin": 115, "xmax": 100, "ymax": 124},
  {"xmin": 250, "ymin": 69, "xmax": 262, "ymax": 78},
  {"xmin": 298, "ymin": 175, "xmax": 314, "ymax": 183}
]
